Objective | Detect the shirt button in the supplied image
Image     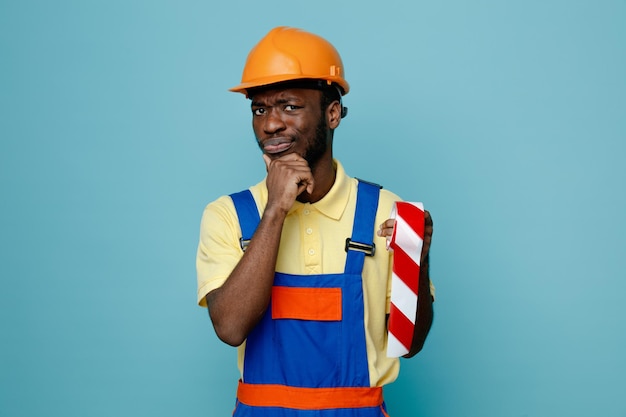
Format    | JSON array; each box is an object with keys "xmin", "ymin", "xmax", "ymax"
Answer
[
  {"xmin": 306, "ymin": 228, "xmax": 313, "ymax": 235},
  {"xmin": 303, "ymin": 209, "xmax": 310, "ymax": 215},
  {"xmin": 308, "ymin": 249, "xmax": 315, "ymax": 256}
]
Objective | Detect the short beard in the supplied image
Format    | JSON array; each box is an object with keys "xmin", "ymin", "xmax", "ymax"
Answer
[{"xmin": 303, "ymin": 114, "xmax": 330, "ymax": 170}]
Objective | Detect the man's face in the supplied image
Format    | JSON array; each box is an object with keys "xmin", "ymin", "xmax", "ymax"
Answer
[{"xmin": 250, "ymin": 87, "xmax": 330, "ymax": 169}]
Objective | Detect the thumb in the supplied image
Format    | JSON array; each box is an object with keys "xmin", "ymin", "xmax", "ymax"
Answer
[{"xmin": 262, "ymin": 154, "xmax": 271, "ymax": 171}]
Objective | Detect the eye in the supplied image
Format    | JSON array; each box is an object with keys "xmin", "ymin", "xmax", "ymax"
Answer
[
  {"xmin": 253, "ymin": 108, "xmax": 265, "ymax": 116},
  {"xmin": 284, "ymin": 105, "xmax": 299, "ymax": 112}
]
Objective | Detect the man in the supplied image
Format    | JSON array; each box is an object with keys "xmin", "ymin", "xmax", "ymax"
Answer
[{"xmin": 196, "ymin": 26, "xmax": 434, "ymax": 416}]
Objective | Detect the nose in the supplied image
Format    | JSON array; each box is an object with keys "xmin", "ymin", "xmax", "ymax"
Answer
[{"xmin": 262, "ymin": 108, "xmax": 286, "ymax": 135}]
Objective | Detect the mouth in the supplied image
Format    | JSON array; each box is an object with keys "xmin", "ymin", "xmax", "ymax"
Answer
[{"xmin": 261, "ymin": 137, "xmax": 295, "ymax": 155}]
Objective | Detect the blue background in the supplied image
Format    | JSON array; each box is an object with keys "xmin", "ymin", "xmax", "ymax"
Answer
[{"xmin": 1, "ymin": 1, "xmax": 625, "ymax": 416}]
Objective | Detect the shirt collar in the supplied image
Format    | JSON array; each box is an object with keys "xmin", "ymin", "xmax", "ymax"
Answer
[{"xmin": 309, "ymin": 159, "xmax": 350, "ymax": 220}]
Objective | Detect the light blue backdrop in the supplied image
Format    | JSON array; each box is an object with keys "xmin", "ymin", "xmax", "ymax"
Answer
[{"xmin": 1, "ymin": 1, "xmax": 624, "ymax": 416}]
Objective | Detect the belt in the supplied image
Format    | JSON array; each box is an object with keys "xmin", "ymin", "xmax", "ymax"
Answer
[{"xmin": 236, "ymin": 381, "xmax": 383, "ymax": 410}]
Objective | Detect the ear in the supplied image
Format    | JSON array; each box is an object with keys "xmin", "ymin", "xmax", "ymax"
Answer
[{"xmin": 327, "ymin": 100, "xmax": 342, "ymax": 129}]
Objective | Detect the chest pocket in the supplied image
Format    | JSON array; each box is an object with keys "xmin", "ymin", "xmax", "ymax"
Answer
[{"xmin": 271, "ymin": 286, "xmax": 342, "ymax": 321}]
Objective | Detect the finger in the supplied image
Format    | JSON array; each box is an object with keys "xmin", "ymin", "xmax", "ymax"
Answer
[
  {"xmin": 421, "ymin": 211, "xmax": 433, "ymax": 263},
  {"xmin": 295, "ymin": 173, "xmax": 314, "ymax": 194},
  {"xmin": 262, "ymin": 154, "xmax": 271, "ymax": 171},
  {"xmin": 377, "ymin": 219, "xmax": 395, "ymax": 237},
  {"xmin": 423, "ymin": 211, "xmax": 433, "ymax": 235},
  {"xmin": 424, "ymin": 210, "xmax": 433, "ymax": 226}
]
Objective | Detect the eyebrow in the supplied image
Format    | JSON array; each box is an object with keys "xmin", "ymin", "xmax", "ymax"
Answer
[{"xmin": 251, "ymin": 96, "xmax": 302, "ymax": 107}]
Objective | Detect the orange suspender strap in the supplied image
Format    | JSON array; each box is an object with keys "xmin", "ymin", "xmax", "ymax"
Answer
[{"xmin": 237, "ymin": 381, "xmax": 384, "ymax": 410}]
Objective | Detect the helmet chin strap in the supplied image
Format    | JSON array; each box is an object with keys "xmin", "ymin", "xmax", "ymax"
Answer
[{"xmin": 336, "ymin": 86, "xmax": 348, "ymax": 118}]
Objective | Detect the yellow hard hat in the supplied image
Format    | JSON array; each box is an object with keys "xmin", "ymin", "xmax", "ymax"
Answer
[{"xmin": 229, "ymin": 26, "xmax": 349, "ymax": 96}]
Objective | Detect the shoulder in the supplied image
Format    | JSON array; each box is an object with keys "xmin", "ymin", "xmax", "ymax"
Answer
[
  {"xmin": 352, "ymin": 178, "xmax": 402, "ymax": 213},
  {"xmin": 378, "ymin": 187, "xmax": 402, "ymax": 205},
  {"xmin": 201, "ymin": 180, "xmax": 266, "ymax": 225},
  {"xmin": 199, "ymin": 195, "xmax": 239, "ymax": 243},
  {"xmin": 376, "ymin": 188, "xmax": 401, "ymax": 226}
]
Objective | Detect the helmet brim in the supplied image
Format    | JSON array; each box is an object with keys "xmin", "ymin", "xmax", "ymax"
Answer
[{"xmin": 229, "ymin": 74, "xmax": 349, "ymax": 96}]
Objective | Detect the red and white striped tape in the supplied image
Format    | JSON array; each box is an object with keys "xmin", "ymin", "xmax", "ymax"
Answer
[{"xmin": 386, "ymin": 202, "xmax": 425, "ymax": 357}]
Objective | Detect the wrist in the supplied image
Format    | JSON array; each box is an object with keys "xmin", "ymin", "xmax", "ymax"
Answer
[{"xmin": 262, "ymin": 204, "xmax": 289, "ymax": 223}]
